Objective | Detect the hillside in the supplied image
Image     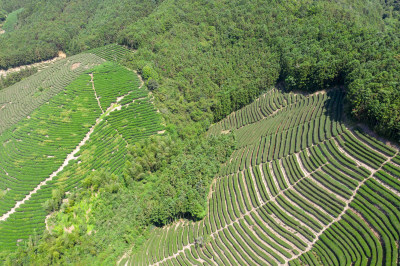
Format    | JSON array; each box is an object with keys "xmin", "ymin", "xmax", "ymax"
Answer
[
  {"xmin": 0, "ymin": 45, "xmax": 164, "ymax": 256},
  {"xmin": 0, "ymin": 0, "xmax": 400, "ymax": 265},
  {"xmin": 0, "ymin": 0, "xmax": 399, "ymax": 140},
  {"xmin": 127, "ymin": 89, "xmax": 400, "ymax": 265}
]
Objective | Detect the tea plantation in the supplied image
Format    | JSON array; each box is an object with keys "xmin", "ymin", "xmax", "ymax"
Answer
[
  {"xmin": 0, "ymin": 46, "xmax": 163, "ymax": 252},
  {"xmin": 126, "ymin": 89, "xmax": 399, "ymax": 265}
]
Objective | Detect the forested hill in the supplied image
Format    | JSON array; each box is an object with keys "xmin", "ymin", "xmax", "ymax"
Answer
[
  {"xmin": 0, "ymin": 0, "xmax": 399, "ymax": 140},
  {"xmin": 0, "ymin": 0, "xmax": 400, "ymax": 264}
]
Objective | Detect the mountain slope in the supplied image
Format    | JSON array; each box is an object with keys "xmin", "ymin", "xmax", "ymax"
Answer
[
  {"xmin": 127, "ymin": 89, "xmax": 399, "ymax": 265},
  {"xmin": 0, "ymin": 45, "xmax": 163, "ymax": 253}
]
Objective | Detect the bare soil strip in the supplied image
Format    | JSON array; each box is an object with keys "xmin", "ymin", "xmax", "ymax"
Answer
[
  {"xmin": 89, "ymin": 73, "xmax": 104, "ymax": 113},
  {"xmin": 0, "ymin": 51, "xmax": 66, "ymax": 78}
]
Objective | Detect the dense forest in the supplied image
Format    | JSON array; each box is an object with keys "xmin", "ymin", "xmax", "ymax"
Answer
[
  {"xmin": 1, "ymin": 0, "xmax": 399, "ymax": 140},
  {"xmin": 0, "ymin": 0, "xmax": 400, "ymax": 264}
]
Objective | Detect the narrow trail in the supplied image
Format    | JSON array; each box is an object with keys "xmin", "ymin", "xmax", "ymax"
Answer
[
  {"xmin": 133, "ymin": 69, "xmax": 145, "ymax": 89},
  {"xmin": 0, "ymin": 94, "xmax": 121, "ymax": 222},
  {"xmin": 0, "ymin": 51, "xmax": 66, "ymax": 78},
  {"xmin": 89, "ymin": 73, "xmax": 104, "ymax": 113}
]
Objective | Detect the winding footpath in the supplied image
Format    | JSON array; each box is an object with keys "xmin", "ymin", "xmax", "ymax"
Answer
[{"xmin": 0, "ymin": 51, "xmax": 66, "ymax": 78}]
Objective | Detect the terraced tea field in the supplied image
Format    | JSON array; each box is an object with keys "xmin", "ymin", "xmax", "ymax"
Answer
[
  {"xmin": 0, "ymin": 53, "xmax": 105, "ymax": 134},
  {"xmin": 125, "ymin": 89, "xmax": 400, "ymax": 265},
  {"xmin": 0, "ymin": 46, "xmax": 163, "ymax": 251}
]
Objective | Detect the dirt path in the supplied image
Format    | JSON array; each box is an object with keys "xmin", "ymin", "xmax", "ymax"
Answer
[
  {"xmin": 133, "ymin": 69, "xmax": 144, "ymax": 89},
  {"xmin": 89, "ymin": 73, "xmax": 104, "ymax": 113},
  {"xmin": 0, "ymin": 51, "xmax": 66, "ymax": 78}
]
